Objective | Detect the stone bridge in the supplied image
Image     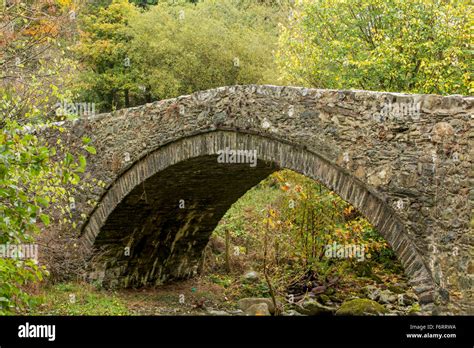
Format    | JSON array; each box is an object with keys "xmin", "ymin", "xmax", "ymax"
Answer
[{"xmin": 50, "ymin": 85, "xmax": 472, "ymax": 314}]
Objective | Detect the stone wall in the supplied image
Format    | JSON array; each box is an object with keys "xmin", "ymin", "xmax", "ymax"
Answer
[{"xmin": 46, "ymin": 85, "xmax": 472, "ymax": 314}]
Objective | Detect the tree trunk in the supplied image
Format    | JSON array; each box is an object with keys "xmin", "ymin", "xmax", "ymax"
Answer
[
  {"xmin": 124, "ymin": 88, "xmax": 130, "ymax": 108},
  {"xmin": 264, "ymin": 215, "xmax": 279, "ymax": 315},
  {"xmin": 145, "ymin": 86, "xmax": 152, "ymax": 103}
]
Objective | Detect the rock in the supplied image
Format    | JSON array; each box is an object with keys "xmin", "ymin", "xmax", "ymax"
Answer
[
  {"xmin": 208, "ymin": 236, "xmax": 225, "ymax": 254},
  {"xmin": 242, "ymin": 271, "xmax": 260, "ymax": 283},
  {"xmin": 367, "ymin": 165, "xmax": 392, "ymax": 187},
  {"xmin": 295, "ymin": 299, "xmax": 336, "ymax": 316},
  {"xmin": 365, "ymin": 285, "xmax": 381, "ymax": 301},
  {"xmin": 418, "ymin": 291, "xmax": 434, "ymax": 304},
  {"xmin": 378, "ymin": 290, "xmax": 397, "ymax": 304},
  {"xmin": 311, "ymin": 285, "xmax": 326, "ymax": 295},
  {"xmin": 387, "ymin": 284, "xmax": 406, "ymax": 294},
  {"xmin": 329, "ymin": 293, "xmax": 345, "ymax": 303},
  {"xmin": 431, "ymin": 122, "xmax": 454, "ymax": 143},
  {"xmin": 438, "ymin": 288, "xmax": 450, "ymax": 303},
  {"xmin": 238, "ymin": 298, "xmax": 276, "ymax": 314},
  {"xmin": 282, "ymin": 309, "xmax": 304, "ymax": 316},
  {"xmin": 212, "ymin": 112, "xmax": 227, "ymax": 125},
  {"xmin": 207, "ymin": 310, "xmax": 231, "ymax": 316},
  {"xmin": 245, "ymin": 303, "xmax": 271, "ymax": 316},
  {"xmin": 228, "ymin": 309, "xmax": 244, "ymax": 315},
  {"xmin": 397, "ymin": 293, "xmax": 415, "ymax": 306},
  {"xmin": 318, "ymin": 294, "xmax": 331, "ymax": 304},
  {"xmin": 336, "ymin": 299, "xmax": 388, "ymax": 316},
  {"xmin": 407, "ymin": 303, "xmax": 422, "ymax": 315}
]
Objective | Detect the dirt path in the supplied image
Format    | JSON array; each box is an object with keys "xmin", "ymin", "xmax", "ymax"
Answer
[{"xmin": 118, "ymin": 277, "xmax": 239, "ymax": 315}]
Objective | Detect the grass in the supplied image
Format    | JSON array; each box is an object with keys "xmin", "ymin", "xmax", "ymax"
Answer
[
  {"xmin": 214, "ymin": 183, "xmax": 282, "ymax": 238},
  {"xmin": 30, "ymin": 282, "xmax": 129, "ymax": 316},
  {"xmin": 27, "ymin": 274, "xmax": 279, "ymax": 315}
]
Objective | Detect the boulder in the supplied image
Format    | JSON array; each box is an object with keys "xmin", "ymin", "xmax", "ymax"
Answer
[
  {"xmin": 238, "ymin": 297, "xmax": 276, "ymax": 314},
  {"xmin": 227, "ymin": 309, "xmax": 244, "ymax": 315},
  {"xmin": 365, "ymin": 285, "xmax": 381, "ymax": 301},
  {"xmin": 207, "ymin": 310, "xmax": 231, "ymax": 316},
  {"xmin": 336, "ymin": 299, "xmax": 388, "ymax": 316},
  {"xmin": 295, "ymin": 299, "xmax": 336, "ymax": 316},
  {"xmin": 379, "ymin": 290, "xmax": 397, "ymax": 304},
  {"xmin": 245, "ymin": 303, "xmax": 271, "ymax": 316},
  {"xmin": 282, "ymin": 309, "xmax": 305, "ymax": 316},
  {"xmin": 397, "ymin": 293, "xmax": 415, "ymax": 306},
  {"xmin": 242, "ymin": 271, "xmax": 260, "ymax": 283}
]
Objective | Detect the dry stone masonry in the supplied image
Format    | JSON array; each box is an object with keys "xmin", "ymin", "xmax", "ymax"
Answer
[{"xmin": 47, "ymin": 85, "xmax": 472, "ymax": 315}]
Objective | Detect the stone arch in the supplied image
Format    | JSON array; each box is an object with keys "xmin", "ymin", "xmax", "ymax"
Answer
[{"xmin": 81, "ymin": 130, "xmax": 435, "ymax": 303}]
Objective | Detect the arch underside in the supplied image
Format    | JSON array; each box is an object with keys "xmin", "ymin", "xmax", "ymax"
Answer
[
  {"xmin": 93, "ymin": 155, "xmax": 275, "ymax": 287},
  {"xmin": 83, "ymin": 130, "xmax": 435, "ymax": 303}
]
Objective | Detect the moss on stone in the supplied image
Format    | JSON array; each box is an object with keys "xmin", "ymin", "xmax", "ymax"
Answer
[
  {"xmin": 408, "ymin": 303, "xmax": 421, "ymax": 314},
  {"xmin": 318, "ymin": 294, "xmax": 331, "ymax": 304},
  {"xmin": 387, "ymin": 284, "xmax": 406, "ymax": 294},
  {"xmin": 335, "ymin": 298, "xmax": 388, "ymax": 316}
]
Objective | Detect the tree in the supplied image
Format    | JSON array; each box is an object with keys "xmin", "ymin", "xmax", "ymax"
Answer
[
  {"xmin": 75, "ymin": 0, "xmax": 285, "ymax": 111},
  {"xmin": 74, "ymin": 0, "xmax": 139, "ymax": 111},
  {"xmin": 277, "ymin": 0, "xmax": 472, "ymax": 95},
  {"xmin": 0, "ymin": 0, "xmax": 90, "ymax": 314}
]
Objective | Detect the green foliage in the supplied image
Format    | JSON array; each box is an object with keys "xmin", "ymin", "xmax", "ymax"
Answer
[
  {"xmin": 213, "ymin": 170, "xmax": 401, "ymax": 298},
  {"xmin": 408, "ymin": 302, "xmax": 421, "ymax": 313},
  {"xmin": 240, "ymin": 280, "xmax": 270, "ymax": 298},
  {"xmin": 0, "ymin": 100, "xmax": 94, "ymax": 314},
  {"xmin": 30, "ymin": 283, "xmax": 129, "ymax": 315},
  {"xmin": 277, "ymin": 0, "xmax": 472, "ymax": 94},
  {"xmin": 0, "ymin": 101, "xmax": 94, "ymax": 240},
  {"xmin": 74, "ymin": 0, "xmax": 139, "ymax": 111},
  {"xmin": 129, "ymin": 0, "xmax": 159, "ymax": 7},
  {"xmin": 0, "ymin": 0, "xmax": 91, "ymax": 314},
  {"xmin": 0, "ymin": 259, "xmax": 45, "ymax": 315},
  {"xmin": 75, "ymin": 0, "xmax": 284, "ymax": 111},
  {"xmin": 209, "ymin": 274, "xmax": 233, "ymax": 288},
  {"xmin": 214, "ymin": 183, "xmax": 280, "ymax": 239}
]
